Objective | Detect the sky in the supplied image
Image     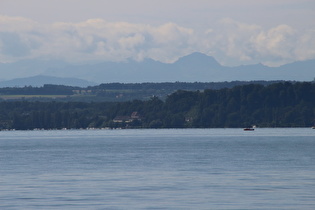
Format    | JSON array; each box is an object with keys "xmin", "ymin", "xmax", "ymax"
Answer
[{"xmin": 0, "ymin": 0, "xmax": 315, "ymax": 66}]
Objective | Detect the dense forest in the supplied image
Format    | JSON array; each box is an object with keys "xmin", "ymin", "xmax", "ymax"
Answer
[{"xmin": 0, "ymin": 82, "xmax": 314, "ymax": 130}]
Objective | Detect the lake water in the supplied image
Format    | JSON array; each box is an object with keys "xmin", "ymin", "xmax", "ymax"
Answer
[{"xmin": 0, "ymin": 128, "xmax": 314, "ymax": 209}]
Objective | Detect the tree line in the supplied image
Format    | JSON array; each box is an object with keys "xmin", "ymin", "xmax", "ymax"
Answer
[
  {"xmin": 0, "ymin": 84, "xmax": 74, "ymax": 95},
  {"xmin": 0, "ymin": 81, "xmax": 282, "ymax": 102},
  {"xmin": 0, "ymin": 82, "xmax": 314, "ymax": 130}
]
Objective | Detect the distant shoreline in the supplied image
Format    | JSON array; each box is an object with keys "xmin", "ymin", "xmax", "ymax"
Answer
[{"xmin": 1, "ymin": 82, "xmax": 314, "ymax": 130}]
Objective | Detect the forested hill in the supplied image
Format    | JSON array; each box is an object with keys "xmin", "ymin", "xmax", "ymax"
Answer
[
  {"xmin": 1, "ymin": 82, "xmax": 314, "ymax": 130},
  {"xmin": 0, "ymin": 81, "xmax": 283, "ymax": 102}
]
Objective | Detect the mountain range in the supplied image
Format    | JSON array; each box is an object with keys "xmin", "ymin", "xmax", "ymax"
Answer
[{"xmin": 0, "ymin": 52, "xmax": 314, "ymax": 87}]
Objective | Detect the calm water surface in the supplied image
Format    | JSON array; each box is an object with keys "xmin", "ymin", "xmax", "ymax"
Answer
[{"xmin": 0, "ymin": 128, "xmax": 314, "ymax": 209}]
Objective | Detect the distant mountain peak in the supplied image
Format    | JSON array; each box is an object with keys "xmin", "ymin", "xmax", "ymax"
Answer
[{"xmin": 175, "ymin": 52, "xmax": 221, "ymax": 68}]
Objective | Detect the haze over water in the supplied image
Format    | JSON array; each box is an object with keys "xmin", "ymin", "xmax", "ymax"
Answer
[{"xmin": 1, "ymin": 128, "xmax": 314, "ymax": 209}]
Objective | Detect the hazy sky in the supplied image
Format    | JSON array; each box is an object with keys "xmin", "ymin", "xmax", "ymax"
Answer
[{"xmin": 1, "ymin": 0, "xmax": 315, "ymax": 66}]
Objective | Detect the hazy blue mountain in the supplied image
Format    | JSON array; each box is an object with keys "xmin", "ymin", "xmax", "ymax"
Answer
[
  {"xmin": 0, "ymin": 75, "xmax": 97, "ymax": 88},
  {"xmin": 43, "ymin": 53, "xmax": 314, "ymax": 82},
  {"xmin": 42, "ymin": 53, "xmax": 224, "ymax": 82},
  {"xmin": 0, "ymin": 59, "xmax": 68, "ymax": 80},
  {"xmin": 1, "ymin": 53, "xmax": 314, "ymax": 84},
  {"xmin": 174, "ymin": 52, "xmax": 221, "ymax": 69}
]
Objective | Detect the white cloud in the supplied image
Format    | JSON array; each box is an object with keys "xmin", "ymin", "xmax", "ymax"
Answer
[
  {"xmin": 293, "ymin": 30, "xmax": 315, "ymax": 61},
  {"xmin": 0, "ymin": 16, "xmax": 314, "ymax": 66},
  {"xmin": 202, "ymin": 19, "xmax": 315, "ymax": 66}
]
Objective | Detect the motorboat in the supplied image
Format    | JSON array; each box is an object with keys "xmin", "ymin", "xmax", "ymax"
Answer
[
  {"xmin": 243, "ymin": 128, "xmax": 255, "ymax": 131},
  {"xmin": 244, "ymin": 125, "xmax": 255, "ymax": 131}
]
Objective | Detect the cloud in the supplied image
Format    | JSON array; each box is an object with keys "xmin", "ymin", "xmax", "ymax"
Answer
[
  {"xmin": 0, "ymin": 16, "xmax": 314, "ymax": 66},
  {"xmin": 0, "ymin": 16, "xmax": 42, "ymax": 61},
  {"xmin": 203, "ymin": 18, "xmax": 315, "ymax": 66},
  {"xmin": 292, "ymin": 29, "xmax": 315, "ymax": 62}
]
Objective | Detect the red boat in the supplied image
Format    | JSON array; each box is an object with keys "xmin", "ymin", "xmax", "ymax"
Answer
[{"xmin": 243, "ymin": 128, "xmax": 255, "ymax": 131}]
